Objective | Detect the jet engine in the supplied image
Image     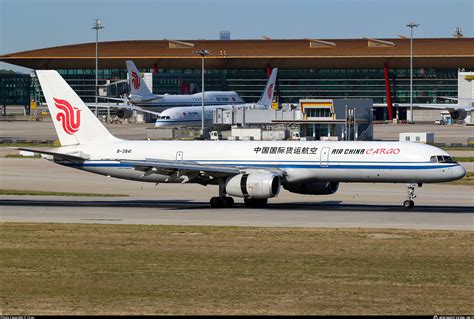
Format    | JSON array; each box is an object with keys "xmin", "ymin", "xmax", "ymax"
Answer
[
  {"xmin": 284, "ymin": 182, "xmax": 339, "ymax": 195},
  {"xmin": 116, "ymin": 109, "xmax": 133, "ymax": 119},
  {"xmin": 225, "ymin": 173, "xmax": 281, "ymax": 199},
  {"xmin": 448, "ymin": 109, "xmax": 467, "ymax": 121}
]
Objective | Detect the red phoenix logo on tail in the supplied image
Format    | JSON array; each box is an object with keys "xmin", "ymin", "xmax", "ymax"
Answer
[
  {"xmin": 267, "ymin": 84, "xmax": 274, "ymax": 100},
  {"xmin": 131, "ymin": 71, "xmax": 141, "ymax": 90},
  {"xmin": 53, "ymin": 98, "xmax": 81, "ymax": 135}
]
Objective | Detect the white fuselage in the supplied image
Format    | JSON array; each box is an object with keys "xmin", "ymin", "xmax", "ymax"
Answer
[
  {"xmin": 131, "ymin": 91, "xmax": 245, "ymax": 112},
  {"xmin": 155, "ymin": 105, "xmax": 224, "ymax": 127},
  {"xmin": 155, "ymin": 103, "xmax": 263, "ymax": 127},
  {"xmin": 50, "ymin": 140, "xmax": 465, "ymax": 185}
]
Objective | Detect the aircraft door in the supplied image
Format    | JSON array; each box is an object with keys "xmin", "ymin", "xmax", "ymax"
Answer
[
  {"xmin": 176, "ymin": 151, "xmax": 183, "ymax": 161},
  {"xmin": 320, "ymin": 147, "xmax": 330, "ymax": 167}
]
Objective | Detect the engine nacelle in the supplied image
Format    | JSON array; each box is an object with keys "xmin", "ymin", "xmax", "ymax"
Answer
[
  {"xmin": 116, "ymin": 109, "xmax": 133, "ymax": 119},
  {"xmin": 449, "ymin": 109, "xmax": 467, "ymax": 121},
  {"xmin": 225, "ymin": 173, "xmax": 281, "ymax": 199},
  {"xmin": 284, "ymin": 182, "xmax": 339, "ymax": 195}
]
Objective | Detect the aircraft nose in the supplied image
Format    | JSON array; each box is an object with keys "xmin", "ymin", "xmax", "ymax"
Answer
[{"xmin": 452, "ymin": 165, "xmax": 466, "ymax": 180}]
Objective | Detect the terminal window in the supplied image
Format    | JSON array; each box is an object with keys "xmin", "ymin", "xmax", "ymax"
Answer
[{"xmin": 306, "ymin": 108, "xmax": 331, "ymax": 118}]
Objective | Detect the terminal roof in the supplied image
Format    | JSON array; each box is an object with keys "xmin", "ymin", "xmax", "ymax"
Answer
[{"xmin": 1, "ymin": 38, "xmax": 473, "ymax": 69}]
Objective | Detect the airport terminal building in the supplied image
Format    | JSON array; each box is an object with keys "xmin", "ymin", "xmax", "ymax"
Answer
[{"xmin": 1, "ymin": 37, "xmax": 473, "ymax": 121}]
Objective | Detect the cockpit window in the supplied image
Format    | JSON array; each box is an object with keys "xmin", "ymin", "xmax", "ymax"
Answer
[{"xmin": 431, "ymin": 155, "xmax": 456, "ymax": 163}]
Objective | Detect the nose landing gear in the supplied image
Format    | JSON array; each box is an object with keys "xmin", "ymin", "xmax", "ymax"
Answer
[{"xmin": 403, "ymin": 183, "xmax": 419, "ymax": 209}]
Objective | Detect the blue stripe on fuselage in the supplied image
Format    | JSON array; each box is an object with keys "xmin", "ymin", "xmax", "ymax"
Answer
[{"xmin": 59, "ymin": 160, "xmax": 458, "ymax": 170}]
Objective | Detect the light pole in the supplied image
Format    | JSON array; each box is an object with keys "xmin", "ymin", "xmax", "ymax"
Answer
[
  {"xmin": 193, "ymin": 49, "xmax": 210, "ymax": 137},
  {"xmin": 92, "ymin": 19, "xmax": 104, "ymax": 116},
  {"xmin": 406, "ymin": 22, "xmax": 419, "ymax": 124}
]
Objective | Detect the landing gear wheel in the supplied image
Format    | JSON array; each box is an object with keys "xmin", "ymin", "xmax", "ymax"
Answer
[
  {"xmin": 403, "ymin": 200, "xmax": 415, "ymax": 209},
  {"xmin": 210, "ymin": 196, "xmax": 234, "ymax": 208},
  {"xmin": 244, "ymin": 198, "xmax": 268, "ymax": 208},
  {"xmin": 403, "ymin": 183, "xmax": 417, "ymax": 209},
  {"xmin": 222, "ymin": 197, "xmax": 234, "ymax": 208},
  {"xmin": 210, "ymin": 197, "xmax": 221, "ymax": 208}
]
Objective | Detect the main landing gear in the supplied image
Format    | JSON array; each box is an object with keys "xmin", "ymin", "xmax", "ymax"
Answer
[
  {"xmin": 210, "ymin": 179, "xmax": 235, "ymax": 208},
  {"xmin": 403, "ymin": 183, "xmax": 420, "ymax": 209},
  {"xmin": 209, "ymin": 179, "xmax": 269, "ymax": 208},
  {"xmin": 210, "ymin": 196, "xmax": 234, "ymax": 208}
]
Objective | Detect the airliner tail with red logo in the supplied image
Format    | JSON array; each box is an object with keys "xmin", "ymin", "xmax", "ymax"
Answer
[
  {"xmin": 155, "ymin": 68, "xmax": 278, "ymax": 128},
  {"xmin": 36, "ymin": 70, "xmax": 120, "ymax": 146},
  {"xmin": 126, "ymin": 60, "xmax": 157, "ymax": 102},
  {"xmin": 257, "ymin": 68, "xmax": 278, "ymax": 109}
]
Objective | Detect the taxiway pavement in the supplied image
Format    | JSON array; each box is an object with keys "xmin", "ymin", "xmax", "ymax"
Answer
[{"xmin": 1, "ymin": 158, "xmax": 472, "ymax": 230}]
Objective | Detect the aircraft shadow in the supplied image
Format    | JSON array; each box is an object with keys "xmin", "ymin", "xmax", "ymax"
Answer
[
  {"xmin": 262, "ymin": 201, "xmax": 474, "ymax": 214},
  {"xmin": 0, "ymin": 199, "xmax": 473, "ymax": 214}
]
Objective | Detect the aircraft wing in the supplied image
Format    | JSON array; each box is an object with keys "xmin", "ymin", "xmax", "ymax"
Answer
[
  {"xmin": 376, "ymin": 102, "xmax": 473, "ymax": 111},
  {"xmin": 438, "ymin": 96, "xmax": 474, "ymax": 102},
  {"xmin": 97, "ymin": 96, "xmax": 128, "ymax": 103},
  {"xmin": 125, "ymin": 105, "xmax": 161, "ymax": 116},
  {"xmin": 134, "ymin": 96, "xmax": 163, "ymax": 103},
  {"xmin": 412, "ymin": 104, "xmax": 473, "ymax": 111},
  {"xmin": 121, "ymin": 158, "xmax": 285, "ymax": 182},
  {"xmin": 87, "ymin": 103, "xmax": 161, "ymax": 116}
]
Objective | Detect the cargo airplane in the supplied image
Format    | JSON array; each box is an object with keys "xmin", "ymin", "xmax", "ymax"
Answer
[
  {"xmin": 155, "ymin": 68, "xmax": 278, "ymax": 128},
  {"xmin": 21, "ymin": 70, "xmax": 466, "ymax": 209}
]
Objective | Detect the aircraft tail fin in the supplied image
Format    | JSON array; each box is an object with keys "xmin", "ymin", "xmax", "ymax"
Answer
[
  {"xmin": 126, "ymin": 60, "xmax": 153, "ymax": 98},
  {"xmin": 35, "ymin": 70, "xmax": 119, "ymax": 146},
  {"xmin": 257, "ymin": 68, "xmax": 278, "ymax": 108}
]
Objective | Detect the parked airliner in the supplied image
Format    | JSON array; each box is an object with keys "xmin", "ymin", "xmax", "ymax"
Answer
[
  {"xmin": 95, "ymin": 60, "xmax": 245, "ymax": 118},
  {"xmin": 414, "ymin": 97, "xmax": 473, "ymax": 122},
  {"xmin": 125, "ymin": 60, "xmax": 244, "ymax": 110},
  {"xmin": 375, "ymin": 97, "xmax": 473, "ymax": 122},
  {"xmin": 155, "ymin": 68, "xmax": 278, "ymax": 127},
  {"xmin": 21, "ymin": 70, "xmax": 466, "ymax": 209}
]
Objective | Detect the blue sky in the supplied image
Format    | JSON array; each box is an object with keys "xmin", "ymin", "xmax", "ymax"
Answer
[{"xmin": 1, "ymin": 0, "xmax": 473, "ymax": 72}]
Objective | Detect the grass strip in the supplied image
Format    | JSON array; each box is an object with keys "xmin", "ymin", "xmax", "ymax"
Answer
[
  {"xmin": 453, "ymin": 157, "xmax": 474, "ymax": 162},
  {"xmin": 0, "ymin": 189, "xmax": 128, "ymax": 197},
  {"xmin": 443, "ymin": 172, "xmax": 474, "ymax": 186},
  {"xmin": 4, "ymin": 154, "xmax": 41, "ymax": 158},
  {"xmin": 0, "ymin": 143, "xmax": 53, "ymax": 148},
  {"xmin": 0, "ymin": 223, "xmax": 472, "ymax": 315},
  {"xmin": 441, "ymin": 147, "xmax": 474, "ymax": 151}
]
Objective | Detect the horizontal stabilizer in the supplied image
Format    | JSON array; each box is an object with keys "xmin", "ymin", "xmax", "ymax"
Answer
[{"xmin": 15, "ymin": 147, "xmax": 89, "ymax": 161}]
